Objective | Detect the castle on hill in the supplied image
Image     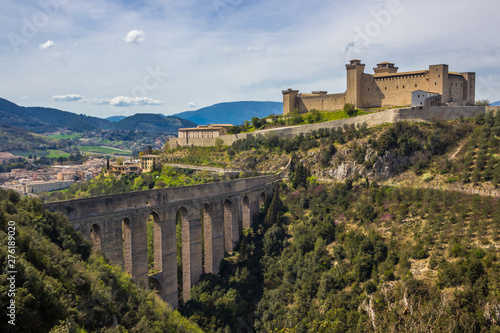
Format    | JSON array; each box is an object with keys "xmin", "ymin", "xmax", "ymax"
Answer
[{"xmin": 282, "ymin": 60, "xmax": 476, "ymax": 114}]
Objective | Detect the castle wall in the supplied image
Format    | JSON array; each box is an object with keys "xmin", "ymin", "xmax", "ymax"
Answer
[
  {"xmin": 371, "ymin": 74, "xmax": 429, "ymax": 107},
  {"xmin": 297, "ymin": 93, "xmax": 346, "ymax": 113}
]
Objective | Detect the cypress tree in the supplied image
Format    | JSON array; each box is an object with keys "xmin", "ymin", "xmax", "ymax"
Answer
[
  {"xmin": 264, "ymin": 189, "xmax": 284, "ymax": 227},
  {"xmin": 492, "ymin": 163, "xmax": 500, "ymax": 187}
]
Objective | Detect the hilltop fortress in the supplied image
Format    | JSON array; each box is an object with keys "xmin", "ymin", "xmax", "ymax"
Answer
[
  {"xmin": 282, "ymin": 60, "xmax": 476, "ymax": 114},
  {"xmin": 170, "ymin": 59, "xmax": 495, "ymax": 148}
]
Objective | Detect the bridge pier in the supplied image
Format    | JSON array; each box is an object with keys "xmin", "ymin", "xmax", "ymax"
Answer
[
  {"xmin": 159, "ymin": 209, "xmax": 178, "ymax": 307},
  {"xmin": 44, "ymin": 175, "xmax": 281, "ymax": 308}
]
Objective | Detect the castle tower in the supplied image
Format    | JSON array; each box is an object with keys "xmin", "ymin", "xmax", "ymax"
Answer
[
  {"xmin": 373, "ymin": 62, "xmax": 398, "ymax": 75},
  {"xmin": 429, "ymin": 64, "xmax": 449, "ymax": 103},
  {"xmin": 345, "ymin": 59, "xmax": 365, "ymax": 108},
  {"xmin": 282, "ymin": 89, "xmax": 299, "ymax": 115},
  {"xmin": 461, "ymin": 72, "xmax": 476, "ymax": 105}
]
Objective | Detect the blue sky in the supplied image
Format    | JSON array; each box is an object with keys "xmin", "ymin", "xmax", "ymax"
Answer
[{"xmin": 1, "ymin": 0, "xmax": 499, "ymax": 118}]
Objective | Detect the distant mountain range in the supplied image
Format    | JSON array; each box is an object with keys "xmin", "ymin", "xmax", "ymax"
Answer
[
  {"xmin": 172, "ymin": 101, "xmax": 282, "ymax": 125},
  {"xmin": 491, "ymin": 101, "xmax": 500, "ymax": 106},
  {"xmin": 0, "ymin": 97, "xmax": 195, "ymax": 133},
  {"xmin": 0, "ymin": 97, "xmax": 281, "ymax": 134},
  {"xmin": 110, "ymin": 114, "xmax": 196, "ymax": 132},
  {"xmin": 0, "ymin": 97, "xmax": 108, "ymax": 133}
]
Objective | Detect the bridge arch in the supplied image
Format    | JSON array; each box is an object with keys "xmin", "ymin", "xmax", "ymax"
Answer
[
  {"xmin": 91, "ymin": 223, "xmax": 101, "ymax": 252},
  {"xmin": 148, "ymin": 211, "xmax": 162, "ymax": 274},
  {"xmin": 148, "ymin": 275, "xmax": 162, "ymax": 295},
  {"xmin": 242, "ymin": 195, "xmax": 251, "ymax": 229},
  {"xmin": 260, "ymin": 192, "xmax": 267, "ymax": 207},
  {"xmin": 122, "ymin": 217, "xmax": 132, "ymax": 275}
]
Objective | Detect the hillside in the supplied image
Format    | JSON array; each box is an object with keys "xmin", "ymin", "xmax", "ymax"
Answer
[
  {"xmin": 183, "ymin": 181, "xmax": 500, "ymax": 332},
  {"xmin": 110, "ymin": 113, "xmax": 197, "ymax": 133},
  {"xmin": 158, "ymin": 113, "xmax": 500, "ymax": 331},
  {"xmin": 0, "ymin": 124, "xmax": 59, "ymax": 151},
  {"xmin": 165, "ymin": 112, "xmax": 500, "ymax": 193},
  {"xmin": 0, "ymin": 189, "xmax": 203, "ymax": 332},
  {"xmin": 0, "ymin": 97, "xmax": 109, "ymax": 132},
  {"xmin": 173, "ymin": 101, "xmax": 282, "ymax": 125},
  {"xmin": 492, "ymin": 100, "xmax": 500, "ymax": 106}
]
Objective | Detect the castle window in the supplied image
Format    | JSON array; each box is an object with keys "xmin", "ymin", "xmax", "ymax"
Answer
[
  {"xmin": 385, "ymin": 87, "xmax": 387, "ymax": 90},
  {"xmin": 438, "ymin": 74, "xmax": 440, "ymax": 78},
  {"xmin": 368, "ymin": 88, "xmax": 370, "ymax": 91},
  {"xmin": 415, "ymin": 84, "xmax": 417, "ymax": 87},
  {"xmin": 397, "ymin": 86, "xmax": 398, "ymax": 89},
  {"xmin": 403, "ymin": 85, "xmax": 405, "ymax": 89},
  {"xmin": 435, "ymin": 82, "xmax": 437, "ymax": 85}
]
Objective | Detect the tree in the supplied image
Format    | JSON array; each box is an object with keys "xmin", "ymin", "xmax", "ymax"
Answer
[
  {"xmin": 264, "ymin": 190, "xmax": 284, "ymax": 226},
  {"xmin": 144, "ymin": 145, "xmax": 153, "ymax": 155},
  {"xmin": 292, "ymin": 162, "xmax": 310, "ymax": 189},
  {"xmin": 344, "ymin": 103, "xmax": 357, "ymax": 117},
  {"xmin": 215, "ymin": 138, "xmax": 224, "ymax": 147},
  {"xmin": 475, "ymin": 99, "xmax": 490, "ymax": 106},
  {"xmin": 228, "ymin": 126, "xmax": 242, "ymax": 135},
  {"xmin": 290, "ymin": 110, "xmax": 302, "ymax": 125},
  {"xmin": 251, "ymin": 117, "xmax": 262, "ymax": 128},
  {"xmin": 320, "ymin": 144, "xmax": 336, "ymax": 167}
]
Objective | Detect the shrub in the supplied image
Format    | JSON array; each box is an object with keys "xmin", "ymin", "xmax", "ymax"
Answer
[
  {"xmin": 422, "ymin": 173, "xmax": 434, "ymax": 182},
  {"xmin": 343, "ymin": 103, "xmax": 357, "ymax": 117}
]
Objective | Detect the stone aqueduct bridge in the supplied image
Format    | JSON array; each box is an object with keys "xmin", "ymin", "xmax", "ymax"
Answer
[{"xmin": 44, "ymin": 174, "xmax": 281, "ymax": 307}]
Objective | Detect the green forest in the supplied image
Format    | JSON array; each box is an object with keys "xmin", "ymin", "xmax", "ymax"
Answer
[{"xmin": 181, "ymin": 178, "xmax": 500, "ymax": 332}]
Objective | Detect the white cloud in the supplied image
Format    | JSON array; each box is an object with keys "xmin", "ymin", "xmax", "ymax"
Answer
[
  {"xmin": 39, "ymin": 40, "xmax": 55, "ymax": 50},
  {"xmin": 52, "ymin": 94, "xmax": 85, "ymax": 102},
  {"xmin": 124, "ymin": 30, "xmax": 145, "ymax": 44},
  {"xmin": 51, "ymin": 94, "xmax": 163, "ymax": 107},
  {"xmin": 108, "ymin": 96, "xmax": 162, "ymax": 107},
  {"xmin": 188, "ymin": 102, "xmax": 196, "ymax": 108},
  {"xmin": 244, "ymin": 46, "xmax": 266, "ymax": 55}
]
